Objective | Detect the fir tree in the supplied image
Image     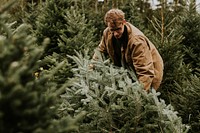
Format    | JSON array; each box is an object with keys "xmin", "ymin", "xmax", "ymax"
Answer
[
  {"xmin": 58, "ymin": 6, "xmax": 97, "ymax": 57},
  {"xmin": 171, "ymin": 75, "xmax": 200, "ymax": 133},
  {"xmin": 146, "ymin": 2, "xmax": 192, "ymax": 104},
  {"xmin": 34, "ymin": 0, "xmax": 98, "ymax": 87},
  {"xmin": 35, "ymin": 0, "xmax": 70, "ymax": 56},
  {"xmin": 0, "ymin": 10, "xmax": 84, "ymax": 133},
  {"xmin": 146, "ymin": 3, "xmax": 199, "ymax": 133},
  {"xmin": 60, "ymin": 50, "xmax": 189, "ymax": 133},
  {"xmin": 178, "ymin": 10, "xmax": 200, "ymax": 75},
  {"xmin": 35, "ymin": 0, "xmax": 97, "ymax": 57}
]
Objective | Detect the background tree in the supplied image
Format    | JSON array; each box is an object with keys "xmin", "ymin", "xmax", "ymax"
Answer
[
  {"xmin": 145, "ymin": 0, "xmax": 191, "ymax": 102},
  {"xmin": 171, "ymin": 75, "xmax": 200, "ymax": 133},
  {"xmin": 146, "ymin": 1, "xmax": 200, "ymax": 132},
  {"xmin": 178, "ymin": 9, "xmax": 200, "ymax": 75},
  {"xmin": 0, "ymin": 15, "xmax": 84, "ymax": 133},
  {"xmin": 34, "ymin": 0, "xmax": 98, "ymax": 87}
]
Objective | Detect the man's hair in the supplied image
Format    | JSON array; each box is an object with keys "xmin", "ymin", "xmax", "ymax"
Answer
[{"xmin": 104, "ymin": 8, "xmax": 125, "ymax": 26}]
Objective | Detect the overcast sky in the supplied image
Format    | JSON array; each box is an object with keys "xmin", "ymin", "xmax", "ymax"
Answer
[
  {"xmin": 150, "ymin": 0, "xmax": 200, "ymax": 11},
  {"xmin": 97, "ymin": 0, "xmax": 200, "ymax": 12}
]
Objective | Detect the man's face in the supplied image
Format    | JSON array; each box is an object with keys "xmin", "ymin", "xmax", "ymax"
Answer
[{"xmin": 108, "ymin": 21, "xmax": 124, "ymax": 39}]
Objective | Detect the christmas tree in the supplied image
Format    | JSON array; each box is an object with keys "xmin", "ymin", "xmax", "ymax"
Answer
[
  {"xmin": 172, "ymin": 75, "xmax": 200, "ymax": 133},
  {"xmin": 0, "ymin": 5, "xmax": 84, "ymax": 132},
  {"xmin": 145, "ymin": 2, "xmax": 200, "ymax": 132},
  {"xmin": 33, "ymin": 0, "xmax": 98, "ymax": 86},
  {"xmin": 60, "ymin": 50, "xmax": 189, "ymax": 133}
]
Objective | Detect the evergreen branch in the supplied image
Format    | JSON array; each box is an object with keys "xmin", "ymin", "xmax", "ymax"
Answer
[
  {"xmin": 148, "ymin": 16, "xmax": 162, "ymax": 37},
  {"xmin": 165, "ymin": 17, "xmax": 176, "ymax": 29},
  {"xmin": 0, "ymin": 21, "xmax": 12, "ymax": 39},
  {"xmin": 0, "ymin": 0, "xmax": 16, "ymax": 15}
]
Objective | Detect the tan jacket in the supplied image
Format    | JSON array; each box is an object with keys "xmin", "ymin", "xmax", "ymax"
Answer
[{"xmin": 93, "ymin": 22, "xmax": 164, "ymax": 91}]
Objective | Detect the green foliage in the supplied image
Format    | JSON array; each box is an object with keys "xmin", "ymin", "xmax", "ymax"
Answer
[
  {"xmin": 178, "ymin": 11, "xmax": 200, "ymax": 75},
  {"xmin": 172, "ymin": 75, "xmax": 200, "ymax": 133},
  {"xmin": 58, "ymin": 6, "xmax": 97, "ymax": 56},
  {"xmin": 145, "ymin": 3, "xmax": 191, "ymax": 103},
  {"xmin": 22, "ymin": 2, "xmax": 44, "ymax": 30},
  {"xmin": 34, "ymin": 0, "xmax": 98, "ymax": 87},
  {"xmin": 155, "ymin": 35, "xmax": 191, "ymax": 102},
  {"xmin": 146, "ymin": 4, "xmax": 199, "ymax": 133},
  {"xmin": 40, "ymin": 52, "xmax": 73, "ymax": 87},
  {"xmin": 34, "ymin": 0, "xmax": 67, "ymax": 55},
  {"xmin": 35, "ymin": 0, "xmax": 97, "ymax": 57},
  {"xmin": 32, "ymin": 0, "xmax": 71, "ymax": 86},
  {"xmin": 60, "ymin": 51, "xmax": 189, "ymax": 133},
  {"xmin": 0, "ymin": 12, "xmax": 83, "ymax": 132},
  {"xmin": 0, "ymin": 20, "xmax": 49, "ymax": 132}
]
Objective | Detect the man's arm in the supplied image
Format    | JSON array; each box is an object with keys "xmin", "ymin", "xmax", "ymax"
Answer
[{"xmin": 131, "ymin": 36, "xmax": 155, "ymax": 91}]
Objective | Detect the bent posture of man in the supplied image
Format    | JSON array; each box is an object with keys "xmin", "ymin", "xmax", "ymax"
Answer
[{"xmin": 92, "ymin": 8, "xmax": 164, "ymax": 91}]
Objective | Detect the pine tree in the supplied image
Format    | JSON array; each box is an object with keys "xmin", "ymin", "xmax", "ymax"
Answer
[
  {"xmin": 165, "ymin": 7, "xmax": 200, "ymax": 133},
  {"xmin": 178, "ymin": 9, "xmax": 200, "ymax": 75},
  {"xmin": 35, "ymin": 0, "xmax": 97, "ymax": 57},
  {"xmin": 22, "ymin": 1, "xmax": 44, "ymax": 30},
  {"xmin": 60, "ymin": 50, "xmax": 189, "ymax": 133},
  {"xmin": 35, "ymin": 0, "xmax": 70, "ymax": 56},
  {"xmin": 34, "ymin": 0, "xmax": 98, "ymax": 86},
  {"xmin": 58, "ymin": 6, "xmax": 97, "ymax": 57},
  {"xmin": 145, "ymin": 1, "xmax": 192, "ymax": 104},
  {"xmin": 146, "ymin": 2, "xmax": 200, "ymax": 133},
  {"xmin": 0, "ymin": 9, "xmax": 84, "ymax": 132},
  {"xmin": 171, "ymin": 75, "xmax": 200, "ymax": 133}
]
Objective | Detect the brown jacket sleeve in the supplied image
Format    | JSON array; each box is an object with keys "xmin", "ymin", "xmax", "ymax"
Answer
[{"xmin": 131, "ymin": 36, "xmax": 154, "ymax": 91}]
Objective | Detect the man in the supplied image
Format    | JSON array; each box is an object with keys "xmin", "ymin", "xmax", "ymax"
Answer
[{"xmin": 92, "ymin": 8, "xmax": 164, "ymax": 91}]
